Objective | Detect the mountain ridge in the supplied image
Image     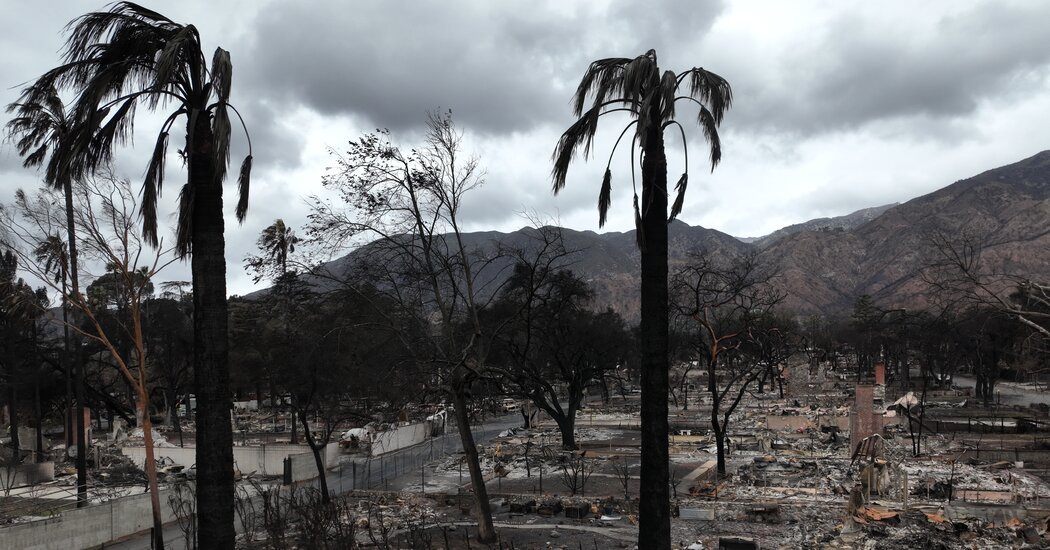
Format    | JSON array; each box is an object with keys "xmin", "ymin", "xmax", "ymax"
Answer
[
  {"xmin": 256, "ymin": 150, "xmax": 1050, "ymax": 320},
  {"xmin": 740, "ymin": 203, "xmax": 899, "ymax": 248}
]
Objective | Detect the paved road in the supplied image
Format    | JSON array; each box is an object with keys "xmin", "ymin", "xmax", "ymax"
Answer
[
  {"xmin": 110, "ymin": 412, "xmax": 525, "ymax": 549},
  {"xmin": 326, "ymin": 411, "xmax": 524, "ymax": 493},
  {"xmin": 953, "ymin": 375, "xmax": 1050, "ymax": 407}
]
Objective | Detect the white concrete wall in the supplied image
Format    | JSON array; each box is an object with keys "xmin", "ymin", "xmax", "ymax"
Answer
[
  {"xmin": 233, "ymin": 444, "xmax": 306, "ymax": 475},
  {"xmin": 287, "ymin": 451, "xmax": 317, "ymax": 482},
  {"xmin": 2, "ymin": 424, "xmax": 435, "ymax": 547},
  {"xmin": 324, "ymin": 441, "xmax": 341, "ymax": 467},
  {"xmin": 123, "ymin": 441, "xmax": 345, "ymax": 483},
  {"xmin": 122, "ymin": 443, "xmax": 310, "ymax": 476},
  {"xmin": 232, "ymin": 399, "xmax": 259, "ymax": 410},
  {"xmin": 286, "ymin": 442, "xmax": 343, "ymax": 483},
  {"xmin": 371, "ymin": 422, "xmax": 428, "ymax": 456},
  {"xmin": 0, "ymin": 485, "xmax": 181, "ymax": 550}
]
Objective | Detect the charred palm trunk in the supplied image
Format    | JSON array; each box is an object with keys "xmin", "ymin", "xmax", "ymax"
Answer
[
  {"xmin": 452, "ymin": 384, "xmax": 496, "ymax": 543},
  {"xmin": 638, "ymin": 115, "xmax": 670, "ymax": 549},
  {"xmin": 188, "ymin": 113, "xmax": 235, "ymax": 548},
  {"xmin": 61, "ymin": 279, "xmax": 72, "ymax": 449},
  {"xmin": 61, "ymin": 178, "xmax": 88, "ymax": 507},
  {"xmin": 73, "ymin": 331, "xmax": 86, "ymax": 500}
]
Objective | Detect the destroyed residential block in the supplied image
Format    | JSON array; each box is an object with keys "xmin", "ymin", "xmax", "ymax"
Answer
[{"xmin": 563, "ymin": 501, "xmax": 591, "ymax": 519}]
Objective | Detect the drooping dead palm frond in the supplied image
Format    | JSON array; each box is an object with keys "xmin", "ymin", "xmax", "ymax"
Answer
[
  {"xmin": 22, "ymin": 1, "xmax": 253, "ymax": 254},
  {"xmin": 552, "ymin": 49, "xmax": 732, "ymax": 230},
  {"xmin": 4, "ymin": 83, "xmax": 89, "ymax": 189}
]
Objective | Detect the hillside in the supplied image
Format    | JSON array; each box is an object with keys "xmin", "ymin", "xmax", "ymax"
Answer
[
  {"xmin": 764, "ymin": 150, "xmax": 1050, "ymax": 313},
  {"xmin": 742, "ymin": 203, "xmax": 898, "ymax": 248},
  {"xmin": 279, "ymin": 151, "xmax": 1050, "ymax": 320}
]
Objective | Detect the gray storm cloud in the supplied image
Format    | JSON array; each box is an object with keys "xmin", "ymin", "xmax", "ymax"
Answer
[{"xmin": 3, "ymin": 0, "xmax": 1050, "ymax": 297}]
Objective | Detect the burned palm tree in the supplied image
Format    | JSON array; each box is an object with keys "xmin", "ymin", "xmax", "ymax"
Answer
[
  {"xmin": 552, "ymin": 49, "xmax": 731, "ymax": 549},
  {"xmin": 246, "ymin": 218, "xmax": 300, "ymax": 284},
  {"xmin": 33, "ymin": 235, "xmax": 75, "ymax": 446},
  {"xmin": 8, "ymin": 3, "xmax": 254, "ymax": 546},
  {"xmin": 6, "ymin": 79, "xmax": 93, "ymax": 509},
  {"xmin": 245, "ymin": 218, "xmax": 302, "ymax": 442}
]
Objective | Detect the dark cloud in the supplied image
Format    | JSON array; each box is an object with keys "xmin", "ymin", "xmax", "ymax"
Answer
[
  {"xmin": 241, "ymin": 2, "xmax": 566, "ymax": 134},
  {"xmin": 240, "ymin": 0, "xmax": 726, "ymax": 136},
  {"xmin": 230, "ymin": 99, "xmax": 307, "ymax": 170},
  {"xmin": 730, "ymin": 2, "xmax": 1050, "ymax": 136},
  {"xmin": 5, "ymin": 0, "xmax": 1050, "ymax": 297},
  {"xmin": 608, "ymin": 0, "xmax": 728, "ymax": 58}
]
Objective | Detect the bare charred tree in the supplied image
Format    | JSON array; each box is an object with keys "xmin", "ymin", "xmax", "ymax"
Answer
[
  {"xmin": 750, "ymin": 313, "xmax": 794, "ymax": 398},
  {"xmin": 926, "ymin": 232, "xmax": 1050, "ymax": 341},
  {"xmin": 288, "ymin": 287, "xmax": 403, "ymax": 503},
  {"xmin": 962, "ymin": 309, "xmax": 1016, "ymax": 405},
  {"xmin": 924, "ymin": 231, "xmax": 1049, "ymax": 402},
  {"xmin": 0, "ymin": 254, "xmax": 48, "ymax": 465},
  {"xmin": 487, "ymin": 232, "xmax": 632, "ymax": 449},
  {"xmin": 2, "ymin": 176, "xmax": 176, "ymax": 549},
  {"xmin": 146, "ymin": 293, "xmax": 192, "ymax": 447},
  {"xmin": 494, "ymin": 273, "xmax": 631, "ymax": 449},
  {"xmin": 897, "ymin": 310, "xmax": 966, "ymax": 456},
  {"xmin": 306, "ymin": 112, "xmax": 501, "ymax": 543},
  {"xmin": 848, "ymin": 295, "xmax": 883, "ymax": 379},
  {"xmin": 672, "ymin": 253, "xmax": 783, "ymax": 476}
]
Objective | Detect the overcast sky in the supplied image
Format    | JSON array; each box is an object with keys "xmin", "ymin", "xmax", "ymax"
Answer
[{"xmin": 3, "ymin": 0, "xmax": 1050, "ymax": 296}]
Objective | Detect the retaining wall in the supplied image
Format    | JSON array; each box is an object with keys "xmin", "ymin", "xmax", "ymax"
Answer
[
  {"xmin": 286, "ymin": 442, "xmax": 342, "ymax": 482},
  {"xmin": 11, "ymin": 421, "xmax": 437, "ymax": 547},
  {"xmin": 0, "ymin": 485, "xmax": 182, "ymax": 550},
  {"xmin": 122, "ymin": 443, "xmax": 311, "ymax": 476},
  {"xmin": 371, "ymin": 422, "xmax": 429, "ymax": 456}
]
